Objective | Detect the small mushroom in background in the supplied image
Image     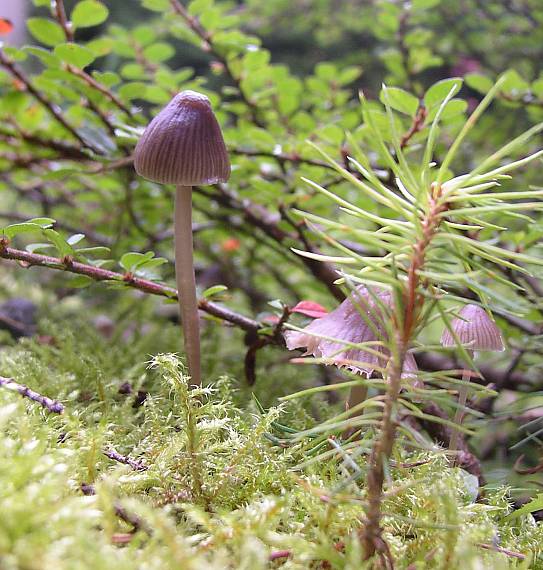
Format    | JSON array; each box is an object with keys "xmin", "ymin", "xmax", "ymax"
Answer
[
  {"xmin": 440, "ymin": 304, "xmax": 504, "ymax": 461},
  {"xmin": 285, "ymin": 286, "xmax": 394, "ymax": 378},
  {"xmin": 285, "ymin": 286, "xmax": 421, "ymax": 435},
  {"xmin": 134, "ymin": 90, "xmax": 230, "ymax": 387},
  {"xmin": 285, "ymin": 285, "xmax": 420, "ymax": 380}
]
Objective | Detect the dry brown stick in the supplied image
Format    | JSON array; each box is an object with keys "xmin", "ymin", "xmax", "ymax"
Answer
[
  {"xmin": 0, "ymin": 375, "xmax": 64, "ymax": 413},
  {"xmin": 52, "ymin": 0, "xmax": 74, "ymax": 41},
  {"xmin": 0, "ymin": 243, "xmax": 261, "ymax": 334},
  {"xmin": 103, "ymin": 448, "xmax": 148, "ymax": 471},
  {"xmin": 477, "ymin": 543, "xmax": 526, "ymax": 560}
]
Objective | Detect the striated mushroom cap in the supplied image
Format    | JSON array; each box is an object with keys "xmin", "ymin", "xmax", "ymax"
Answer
[
  {"xmin": 134, "ymin": 90, "xmax": 230, "ymax": 185},
  {"xmin": 285, "ymin": 286, "xmax": 394, "ymax": 377},
  {"xmin": 441, "ymin": 304, "xmax": 504, "ymax": 352}
]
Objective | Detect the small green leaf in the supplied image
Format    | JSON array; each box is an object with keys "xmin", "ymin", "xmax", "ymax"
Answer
[
  {"xmin": 43, "ymin": 229, "xmax": 74, "ymax": 257},
  {"xmin": 465, "ymin": 73, "xmax": 493, "ymax": 94},
  {"xmin": 54, "ymin": 43, "xmax": 95, "ymax": 68},
  {"xmin": 67, "ymin": 275, "xmax": 93, "ymax": 288},
  {"xmin": 24, "ymin": 46, "xmax": 62, "ymax": 67},
  {"xmin": 504, "ymin": 494, "xmax": 543, "ymax": 520},
  {"xmin": 426, "ymin": 98, "xmax": 468, "ymax": 121},
  {"xmin": 27, "ymin": 18, "xmax": 65, "ymax": 47},
  {"xmin": 2, "ymin": 47, "xmax": 27, "ymax": 62},
  {"xmin": 500, "ymin": 69, "xmax": 530, "ymax": 93},
  {"xmin": 120, "ymin": 63, "xmax": 146, "ymax": 80},
  {"xmin": 135, "ymin": 258, "xmax": 168, "ymax": 273},
  {"xmin": 25, "ymin": 243, "xmax": 55, "ymax": 254},
  {"xmin": 67, "ymin": 233, "xmax": 86, "ymax": 246},
  {"xmin": 1, "ymin": 218, "xmax": 55, "ymax": 239},
  {"xmin": 424, "ymin": 77, "xmax": 462, "ymax": 109},
  {"xmin": 380, "ymin": 86, "xmax": 419, "ymax": 116},
  {"xmin": 85, "ymin": 37, "xmax": 113, "ymax": 57},
  {"xmin": 29, "ymin": 217, "xmax": 56, "ymax": 226},
  {"xmin": 76, "ymin": 246, "xmax": 111, "ymax": 256},
  {"xmin": 3, "ymin": 223, "xmax": 45, "ymax": 239},
  {"xmin": 202, "ymin": 285, "xmax": 228, "ymax": 299},
  {"xmin": 529, "ymin": 75, "xmax": 543, "ymax": 99},
  {"xmin": 119, "ymin": 82, "xmax": 148, "ymax": 101},
  {"xmin": 120, "ymin": 251, "xmax": 158, "ymax": 272},
  {"xmin": 143, "ymin": 85, "xmax": 170, "ymax": 104},
  {"xmin": 142, "ymin": 42, "xmax": 175, "ymax": 63},
  {"xmin": 71, "ymin": 0, "xmax": 109, "ymax": 29},
  {"xmin": 91, "ymin": 71, "xmax": 120, "ymax": 87}
]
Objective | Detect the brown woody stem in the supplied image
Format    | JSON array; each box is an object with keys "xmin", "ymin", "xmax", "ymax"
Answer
[
  {"xmin": 175, "ymin": 186, "xmax": 201, "ymax": 387},
  {"xmin": 0, "ymin": 244, "xmax": 261, "ymax": 334},
  {"xmin": 361, "ymin": 185, "xmax": 447, "ymax": 562}
]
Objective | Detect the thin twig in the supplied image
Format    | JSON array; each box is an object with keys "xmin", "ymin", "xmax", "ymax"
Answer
[
  {"xmin": 0, "ymin": 375, "xmax": 64, "ymax": 413},
  {"xmin": 67, "ymin": 65, "xmax": 133, "ymax": 116},
  {"xmin": 477, "ymin": 543, "xmax": 526, "ymax": 560},
  {"xmin": 80, "ymin": 483, "xmax": 149, "ymax": 533},
  {"xmin": 400, "ymin": 105, "xmax": 427, "ymax": 149},
  {"xmin": 103, "ymin": 448, "xmax": 148, "ymax": 471},
  {"xmin": 52, "ymin": 0, "xmax": 74, "ymax": 41},
  {"xmin": 0, "ymin": 244, "xmax": 262, "ymax": 334},
  {"xmin": 0, "ymin": 124, "xmax": 88, "ymax": 159},
  {"xmin": 0, "ymin": 50, "xmax": 100, "ymax": 154}
]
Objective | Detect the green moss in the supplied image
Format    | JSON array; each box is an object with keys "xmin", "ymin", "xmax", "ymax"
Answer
[{"xmin": 0, "ymin": 322, "xmax": 540, "ymax": 569}]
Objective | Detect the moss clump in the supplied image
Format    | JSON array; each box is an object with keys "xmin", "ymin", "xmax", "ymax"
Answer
[{"xmin": 0, "ymin": 323, "xmax": 540, "ymax": 569}]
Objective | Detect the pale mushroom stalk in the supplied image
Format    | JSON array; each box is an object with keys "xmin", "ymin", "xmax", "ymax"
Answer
[
  {"xmin": 449, "ymin": 350, "xmax": 473, "ymax": 460},
  {"xmin": 440, "ymin": 304, "xmax": 504, "ymax": 465},
  {"xmin": 343, "ymin": 384, "xmax": 368, "ymax": 440},
  {"xmin": 175, "ymin": 186, "xmax": 200, "ymax": 387}
]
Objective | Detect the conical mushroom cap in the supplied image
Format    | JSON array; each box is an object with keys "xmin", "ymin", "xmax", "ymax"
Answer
[
  {"xmin": 441, "ymin": 304, "xmax": 504, "ymax": 352},
  {"xmin": 134, "ymin": 90, "xmax": 230, "ymax": 185}
]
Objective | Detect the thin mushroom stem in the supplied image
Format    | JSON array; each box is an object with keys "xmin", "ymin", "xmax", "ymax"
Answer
[
  {"xmin": 449, "ymin": 349, "xmax": 474, "ymax": 462},
  {"xmin": 343, "ymin": 384, "xmax": 368, "ymax": 440},
  {"xmin": 175, "ymin": 185, "xmax": 201, "ymax": 387}
]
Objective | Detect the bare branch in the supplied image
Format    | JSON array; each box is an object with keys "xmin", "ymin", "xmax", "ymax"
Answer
[
  {"xmin": 0, "ymin": 375, "xmax": 64, "ymax": 413},
  {"xmin": 0, "ymin": 244, "xmax": 262, "ymax": 334}
]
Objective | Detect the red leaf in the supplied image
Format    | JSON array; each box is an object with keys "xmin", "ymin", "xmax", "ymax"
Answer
[
  {"xmin": 262, "ymin": 314, "xmax": 280, "ymax": 324},
  {"xmin": 0, "ymin": 19, "xmax": 13, "ymax": 35},
  {"xmin": 291, "ymin": 301, "xmax": 329, "ymax": 318},
  {"xmin": 222, "ymin": 237, "xmax": 240, "ymax": 252}
]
